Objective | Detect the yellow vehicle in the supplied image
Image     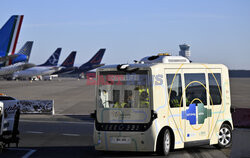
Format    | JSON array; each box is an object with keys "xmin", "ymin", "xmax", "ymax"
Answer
[{"xmin": 93, "ymin": 54, "xmax": 233, "ymax": 156}]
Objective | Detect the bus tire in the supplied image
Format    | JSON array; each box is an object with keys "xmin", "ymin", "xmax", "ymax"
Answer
[
  {"xmin": 216, "ymin": 124, "xmax": 232, "ymax": 148},
  {"xmin": 160, "ymin": 129, "xmax": 171, "ymax": 156}
]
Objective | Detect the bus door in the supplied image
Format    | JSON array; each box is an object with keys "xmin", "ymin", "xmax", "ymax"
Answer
[
  {"xmin": 207, "ymin": 69, "xmax": 222, "ymax": 139},
  {"xmin": 183, "ymin": 69, "xmax": 210, "ymax": 142},
  {"xmin": 165, "ymin": 69, "xmax": 185, "ymax": 141}
]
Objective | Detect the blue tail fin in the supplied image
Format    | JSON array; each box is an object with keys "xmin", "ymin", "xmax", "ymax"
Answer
[
  {"xmin": 16, "ymin": 41, "xmax": 33, "ymax": 62},
  {"xmin": 79, "ymin": 48, "xmax": 106, "ymax": 70},
  {"xmin": 0, "ymin": 15, "xmax": 23, "ymax": 57},
  {"xmin": 39, "ymin": 48, "xmax": 61, "ymax": 66},
  {"xmin": 60, "ymin": 51, "xmax": 76, "ymax": 67}
]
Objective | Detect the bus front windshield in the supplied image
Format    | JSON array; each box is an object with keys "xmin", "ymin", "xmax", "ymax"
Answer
[{"xmin": 97, "ymin": 70, "xmax": 150, "ymax": 109}]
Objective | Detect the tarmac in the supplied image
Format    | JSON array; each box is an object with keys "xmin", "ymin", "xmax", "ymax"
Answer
[
  {"xmin": 0, "ymin": 77, "xmax": 249, "ymax": 157},
  {"xmin": 0, "ymin": 77, "xmax": 249, "ymax": 115},
  {"xmin": 0, "ymin": 78, "xmax": 95, "ymax": 115}
]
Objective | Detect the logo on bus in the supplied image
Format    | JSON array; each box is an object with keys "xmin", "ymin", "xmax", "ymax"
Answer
[{"xmin": 181, "ymin": 103, "xmax": 211, "ymax": 125}]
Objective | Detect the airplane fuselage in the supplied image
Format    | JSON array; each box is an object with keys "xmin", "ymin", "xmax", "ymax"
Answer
[
  {"xmin": 0, "ymin": 62, "xmax": 34, "ymax": 76},
  {"xmin": 13, "ymin": 66, "xmax": 61, "ymax": 78}
]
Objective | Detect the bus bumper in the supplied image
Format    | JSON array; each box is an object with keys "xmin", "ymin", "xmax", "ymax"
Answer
[{"xmin": 93, "ymin": 127, "xmax": 156, "ymax": 152}]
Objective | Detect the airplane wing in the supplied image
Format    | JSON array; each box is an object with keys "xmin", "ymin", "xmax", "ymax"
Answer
[
  {"xmin": 22, "ymin": 63, "xmax": 36, "ymax": 70},
  {"xmin": 92, "ymin": 63, "xmax": 105, "ymax": 69},
  {"xmin": 49, "ymin": 66, "xmax": 62, "ymax": 71}
]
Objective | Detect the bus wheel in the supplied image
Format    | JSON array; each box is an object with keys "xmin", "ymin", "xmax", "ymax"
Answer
[
  {"xmin": 163, "ymin": 129, "xmax": 171, "ymax": 156},
  {"xmin": 217, "ymin": 124, "xmax": 232, "ymax": 148}
]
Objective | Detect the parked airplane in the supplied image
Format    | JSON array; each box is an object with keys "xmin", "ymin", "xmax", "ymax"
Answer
[
  {"xmin": 0, "ymin": 15, "xmax": 26, "ymax": 66},
  {"xmin": 0, "ymin": 62, "xmax": 35, "ymax": 77},
  {"xmin": 68, "ymin": 49, "xmax": 106, "ymax": 77},
  {"xmin": 3, "ymin": 41, "xmax": 33, "ymax": 65},
  {"xmin": 0, "ymin": 15, "xmax": 36, "ymax": 78},
  {"xmin": 0, "ymin": 41, "xmax": 33, "ymax": 65},
  {"xmin": 13, "ymin": 48, "xmax": 62, "ymax": 79},
  {"xmin": 13, "ymin": 41, "xmax": 33, "ymax": 63},
  {"xmin": 0, "ymin": 41, "xmax": 35, "ymax": 77},
  {"xmin": 53, "ymin": 51, "xmax": 77, "ymax": 75}
]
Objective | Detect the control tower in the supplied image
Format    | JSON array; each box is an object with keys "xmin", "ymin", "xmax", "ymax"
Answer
[{"xmin": 179, "ymin": 44, "xmax": 191, "ymax": 58}]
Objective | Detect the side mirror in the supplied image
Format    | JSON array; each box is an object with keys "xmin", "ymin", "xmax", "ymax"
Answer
[
  {"xmin": 152, "ymin": 110, "xmax": 158, "ymax": 120},
  {"xmin": 230, "ymin": 107, "xmax": 236, "ymax": 113}
]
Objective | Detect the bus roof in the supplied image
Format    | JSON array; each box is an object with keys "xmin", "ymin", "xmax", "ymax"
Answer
[{"xmin": 98, "ymin": 63, "xmax": 228, "ymax": 71}]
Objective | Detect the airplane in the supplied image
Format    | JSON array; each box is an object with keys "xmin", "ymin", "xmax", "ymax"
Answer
[
  {"xmin": 0, "ymin": 41, "xmax": 35, "ymax": 78},
  {"xmin": 68, "ymin": 48, "xmax": 106, "ymax": 77},
  {"xmin": 53, "ymin": 51, "xmax": 77, "ymax": 75},
  {"xmin": 13, "ymin": 41, "xmax": 33, "ymax": 63},
  {"xmin": 0, "ymin": 15, "xmax": 28, "ymax": 66},
  {"xmin": 0, "ymin": 15, "xmax": 36, "ymax": 77},
  {"xmin": 13, "ymin": 48, "xmax": 62, "ymax": 80},
  {"xmin": 3, "ymin": 41, "xmax": 34, "ymax": 65}
]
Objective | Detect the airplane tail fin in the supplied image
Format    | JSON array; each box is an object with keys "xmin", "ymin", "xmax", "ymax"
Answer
[
  {"xmin": 60, "ymin": 51, "xmax": 76, "ymax": 67},
  {"xmin": 39, "ymin": 48, "xmax": 61, "ymax": 66},
  {"xmin": 0, "ymin": 15, "xmax": 24, "ymax": 57},
  {"xmin": 79, "ymin": 48, "xmax": 106, "ymax": 69},
  {"xmin": 17, "ymin": 41, "xmax": 33, "ymax": 62}
]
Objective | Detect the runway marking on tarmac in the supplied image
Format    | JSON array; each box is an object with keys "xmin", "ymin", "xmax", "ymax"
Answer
[
  {"xmin": 7, "ymin": 148, "xmax": 37, "ymax": 158},
  {"xmin": 26, "ymin": 131, "xmax": 44, "ymax": 134},
  {"xmin": 20, "ymin": 119, "xmax": 94, "ymax": 125},
  {"xmin": 62, "ymin": 133, "xmax": 80, "ymax": 137}
]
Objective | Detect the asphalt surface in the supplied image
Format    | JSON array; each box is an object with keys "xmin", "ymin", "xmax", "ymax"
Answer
[
  {"xmin": 0, "ymin": 77, "xmax": 248, "ymax": 157},
  {"xmin": 1, "ymin": 115, "xmax": 231, "ymax": 158}
]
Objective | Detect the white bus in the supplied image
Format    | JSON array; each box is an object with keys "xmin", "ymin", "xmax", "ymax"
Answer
[{"xmin": 93, "ymin": 54, "xmax": 233, "ymax": 155}]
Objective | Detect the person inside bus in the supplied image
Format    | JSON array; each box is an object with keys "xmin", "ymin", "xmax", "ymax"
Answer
[
  {"xmin": 113, "ymin": 90, "xmax": 120, "ymax": 108},
  {"xmin": 98, "ymin": 90, "xmax": 104, "ymax": 108},
  {"xmin": 170, "ymin": 91, "xmax": 179, "ymax": 107},
  {"xmin": 113, "ymin": 92, "xmax": 133, "ymax": 108},
  {"xmin": 100, "ymin": 90, "xmax": 108, "ymax": 108},
  {"xmin": 134, "ymin": 86, "xmax": 149, "ymax": 108},
  {"xmin": 124, "ymin": 93, "xmax": 133, "ymax": 108},
  {"xmin": 113, "ymin": 102, "xmax": 121, "ymax": 108},
  {"xmin": 139, "ymin": 89, "xmax": 149, "ymax": 108}
]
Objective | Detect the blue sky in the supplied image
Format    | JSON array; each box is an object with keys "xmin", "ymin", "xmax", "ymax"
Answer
[{"xmin": 1, "ymin": 0, "xmax": 250, "ymax": 69}]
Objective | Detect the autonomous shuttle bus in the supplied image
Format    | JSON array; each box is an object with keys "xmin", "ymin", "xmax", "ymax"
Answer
[{"xmin": 93, "ymin": 54, "xmax": 233, "ymax": 155}]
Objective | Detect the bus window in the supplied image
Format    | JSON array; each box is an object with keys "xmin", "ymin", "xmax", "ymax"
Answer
[
  {"xmin": 166, "ymin": 74, "xmax": 183, "ymax": 108},
  {"xmin": 97, "ymin": 71, "xmax": 150, "ymax": 109},
  {"xmin": 124, "ymin": 90, "xmax": 132, "ymax": 108},
  {"xmin": 184, "ymin": 73, "xmax": 207, "ymax": 106},
  {"xmin": 138, "ymin": 88, "xmax": 149, "ymax": 108},
  {"xmin": 208, "ymin": 73, "xmax": 222, "ymax": 105},
  {"xmin": 113, "ymin": 90, "xmax": 120, "ymax": 106}
]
